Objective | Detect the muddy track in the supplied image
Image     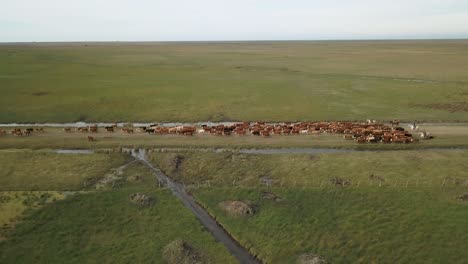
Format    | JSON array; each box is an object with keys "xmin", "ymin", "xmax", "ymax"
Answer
[{"xmin": 130, "ymin": 149, "xmax": 260, "ymax": 264}]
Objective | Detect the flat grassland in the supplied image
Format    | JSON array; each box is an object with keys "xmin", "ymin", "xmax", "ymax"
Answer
[
  {"xmin": 0, "ymin": 150, "xmax": 129, "ymax": 190},
  {"xmin": 1, "ymin": 40, "xmax": 468, "ymax": 123},
  {"xmin": 0, "ymin": 151, "xmax": 235, "ymax": 263},
  {"xmin": 150, "ymin": 150, "xmax": 468, "ymax": 263}
]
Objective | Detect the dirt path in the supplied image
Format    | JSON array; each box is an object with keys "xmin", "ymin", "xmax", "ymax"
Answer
[{"xmin": 130, "ymin": 149, "xmax": 260, "ymax": 264}]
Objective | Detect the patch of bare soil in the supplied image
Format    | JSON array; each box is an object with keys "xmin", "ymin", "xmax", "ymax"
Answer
[
  {"xmin": 259, "ymin": 176, "xmax": 274, "ymax": 187},
  {"xmin": 82, "ymin": 176, "xmax": 100, "ymax": 188},
  {"xmin": 369, "ymin": 174, "xmax": 385, "ymax": 182},
  {"xmin": 446, "ymin": 177, "xmax": 468, "ymax": 186},
  {"xmin": 457, "ymin": 194, "xmax": 468, "ymax": 202},
  {"xmin": 413, "ymin": 101, "xmax": 468, "ymax": 112},
  {"xmin": 260, "ymin": 191, "xmax": 282, "ymax": 202},
  {"xmin": 330, "ymin": 177, "xmax": 351, "ymax": 187},
  {"xmin": 297, "ymin": 253, "xmax": 327, "ymax": 264},
  {"xmin": 163, "ymin": 239, "xmax": 202, "ymax": 264},
  {"xmin": 31, "ymin": 92, "xmax": 49, "ymax": 96},
  {"xmin": 129, "ymin": 193, "xmax": 155, "ymax": 207},
  {"xmin": 126, "ymin": 174, "xmax": 143, "ymax": 183},
  {"xmin": 219, "ymin": 200, "xmax": 255, "ymax": 216},
  {"xmin": 171, "ymin": 154, "xmax": 185, "ymax": 172}
]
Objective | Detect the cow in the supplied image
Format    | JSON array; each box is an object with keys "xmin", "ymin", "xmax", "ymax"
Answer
[
  {"xmin": 419, "ymin": 131, "xmax": 434, "ymax": 140},
  {"xmin": 35, "ymin": 128, "xmax": 44, "ymax": 132},
  {"xmin": 145, "ymin": 128, "xmax": 155, "ymax": 134},
  {"xmin": 0, "ymin": 129, "xmax": 6, "ymax": 135},
  {"xmin": 252, "ymin": 130, "xmax": 260, "ymax": 136},
  {"xmin": 135, "ymin": 127, "xmax": 146, "ymax": 133},
  {"xmin": 23, "ymin": 130, "xmax": 31, "ymax": 136},
  {"xmin": 87, "ymin": 136, "xmax": 95, "ymax": 142},
  {"xmin": 408, "ymin": 122, "xmax": 419, "ymax": 131},
  {"xmin": 63, "ymin": 128, "xmax": 73, "ymax": 133},
  {"xmin": 10, "ymin": 128, "xmax": 21, "ymax": 135},
  {"xmin": 260, "ymin": 130, "xmax": 270, "ymax": 137},
  {"xmin": 105, "ymin": 126, "xmax": 114, "ymax": 132},
  {"xmin": 121, "ymin": 128, "xmax": 134, "ymax": 134},
  {"xmin": 89, "ymin": 126, "xmax": 98, "ymax": 133}
]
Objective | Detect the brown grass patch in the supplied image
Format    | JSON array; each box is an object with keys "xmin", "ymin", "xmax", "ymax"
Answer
[
  {"xmin": 219, "ymin": 200, "xmax": 255, "ymax": 216},
  {"xmin": 162, "ymin": 239, "xmax": 202, "ymax": 264},
  {"xmin": 31, "ymin": 92, "xmax": 49, "ymax": 96}
]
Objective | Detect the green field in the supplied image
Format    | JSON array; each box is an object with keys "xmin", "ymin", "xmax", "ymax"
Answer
[
  {"xmin": 0, "ymin": 151, "xmax": 236, "ymax": 263},
  {"xmin": 1, "ymin": 40, "xmax": 468, "ymax": 123},
  {"xmin": 149, "ymin": 150, "xmax": 468, "ymax": 188},
  {"xmin": 150, "ymin": 150, "xmax": 468, "ymax": 263},
  {"xmin": 0, "ymin": 150, "xmax": 129, "ymax": 191},
  {"xmin": 195, "ymin": 188, "xmax": 468, "ymax": 264}
]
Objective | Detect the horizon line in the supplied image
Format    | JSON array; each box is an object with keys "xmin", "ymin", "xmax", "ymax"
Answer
[{"xmin": 1, "ymin": 37, "xmax": 468, "ymax": 45}]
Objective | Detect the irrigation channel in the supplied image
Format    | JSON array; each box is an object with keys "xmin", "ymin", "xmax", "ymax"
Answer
[{"xmin": 129, "ymin": 149, "xmax": 261, "ymax": 264}]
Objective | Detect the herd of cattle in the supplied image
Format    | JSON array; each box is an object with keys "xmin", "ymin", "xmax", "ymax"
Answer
[
  {"xmin": 0, "ymin": 127, "xmax": 44, "ymax": 136},
  {"xmin": 0, "ymin": 120, "xmax": 432, "ymax": 144},
  {"xmin": 74, "ymin": 120, "xmax": 430, "ymax": 143}
]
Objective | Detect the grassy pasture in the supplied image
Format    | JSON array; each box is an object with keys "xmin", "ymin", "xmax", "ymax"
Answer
[
  {"xmin": 195, "ymin": 188, "xmax": 468, "ymax": 264},
  {"xmin": 0, "ymin": 150, "xmax": 129, "ymax": 191},
  {"xmin": 0, "ymin": 189, "xmax": 236, "ymax": 264},
  {"xmin": 150, "ymin": 150, "xmax": 468, "ymax": 263},
  {"xmin": 0, "ymin": 154, "xmax": 236, "ymax": 263},
  {"xmin": 0, "ymin": 191, "xmax": 65, "ymax": 241},
  {"xmin": 1, "ymin": 40, "xmax": 468, "ymax": 123},
  {"xmin": 149, "ymin": 150, "xmax": 468, "ymax": 188}
]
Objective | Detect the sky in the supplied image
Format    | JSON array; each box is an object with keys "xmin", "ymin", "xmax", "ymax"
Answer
[{"xmin": 1, "ymin": 0, "xmax": 468, "ymax": 42}]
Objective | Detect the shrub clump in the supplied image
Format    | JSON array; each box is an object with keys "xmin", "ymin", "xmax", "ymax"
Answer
[
  {"xmin": 162, "ymin": 239, "xmax": 202, "ymax": 264},
  {"xmin": 219, "ymin": 200, "xmax": 255, "ymax": 216},
  {"xmin": 129, "ymin": 193, "xmax": 155, "ymax": 207}
]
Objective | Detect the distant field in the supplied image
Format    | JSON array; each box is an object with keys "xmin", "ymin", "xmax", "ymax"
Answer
[{"xmin": 1, "ymin": 40, "xmax": 468, "ymax": 123}]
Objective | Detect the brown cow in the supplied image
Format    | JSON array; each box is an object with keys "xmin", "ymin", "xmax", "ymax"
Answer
[
  {"xmin": 63, "ymin": 128, "xmax": 73, "ymax": 133},
  {"xmin": 87, "ymin": 136, "xmax": 95, "ymax": 142},
  {"xmin": 121, "ymin": 128, "xmax": 134, "ymax": 134},
  {"xmin": 89, "ymin": 126, "xmax": 98, "ymax": 133}
]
